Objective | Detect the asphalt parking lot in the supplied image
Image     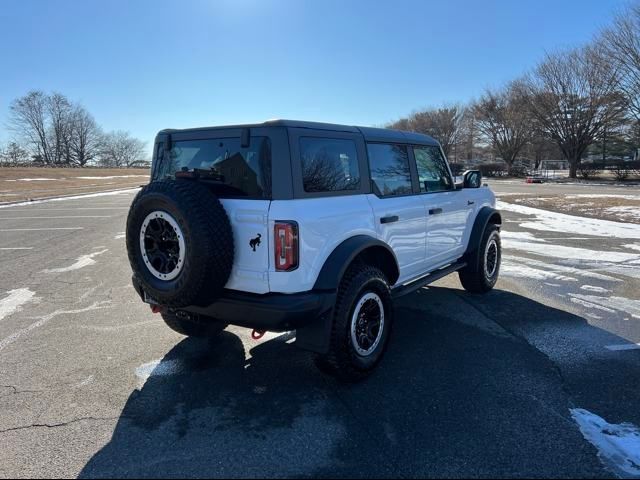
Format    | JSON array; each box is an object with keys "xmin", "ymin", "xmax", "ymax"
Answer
[{"xmin": 0, "ymin": 183, "xmax": 639, "ymax": 478}]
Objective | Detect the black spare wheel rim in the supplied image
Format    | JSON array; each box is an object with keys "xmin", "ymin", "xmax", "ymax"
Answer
[
  {"xmin": 140, "ymin": 211, "xmax": 185, "ymax": 281},
  {"xmin": 126, "ymin": 179, "xmax": 234, "ymax": 308},
  {"xmin": 350, "ymin": 292, "xmax": 385, "ymax": 357}
]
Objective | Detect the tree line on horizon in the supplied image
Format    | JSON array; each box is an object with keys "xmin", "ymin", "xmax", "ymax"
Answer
[
  {"xmin": 1, "ymin": 90, "xmax": 148, "ymax": 169},
  {"xmin": 388, "ymin": 2, "xmax": 640, "ymax": 179}
]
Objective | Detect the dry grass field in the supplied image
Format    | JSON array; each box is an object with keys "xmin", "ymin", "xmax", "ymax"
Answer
[{"xmin": 0, "ymin": 167, "xmax": 149, "ymax": 203}]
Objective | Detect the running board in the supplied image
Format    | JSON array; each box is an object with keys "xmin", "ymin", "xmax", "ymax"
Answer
[{"xmin": 391, "ymin": 261, "xmax": 467, "ymax": 299}]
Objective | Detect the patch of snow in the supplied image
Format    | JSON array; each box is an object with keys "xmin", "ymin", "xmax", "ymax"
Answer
[
  {"xmin": 0, "ymin": 288, "xmax": 36, "ymax": 321},
  {"xmin": 0, "ymin": 188, "xmax": 139, "ymax": 209},
  {"xmin": 569, "ymin": 296, "xmax": 616, "ymax": 313},
  {"xmin": 500, "ymin": 231, "xmax": 545, "ymax": 242},
  {"xmin": 569, "ymin": 294, "xmax": 640, "ymax": 319},
  {"xmin": 580, "ymin": 285, "xmax": 610, "ymax": 293},
  {"xmin": 571, "ymin": 408, "xmax": 640, "ymax": 478},
  {"xmin": 579, "ymin": 263, "xmax": 640, "ymax": 281},
  {"xmin": 604, "ymin": 206, "xmax": 640, "ymax": 221},
  {"xmin": 501, "ymin": 262, "xmax": 577, "ymax": 282},
  {"xmin": 503, "ymin": 238, "xmax": 640, "ymax": 263},
  {"xmin": 43, "ymin": 249, "xmax": 108, "ymax": 273},
  {"xmin": 502, "ymin": 255, "xmax": 622, "ymax": 282},
  {"xmin": 135, "ymin": 359, "xmax": 183, "ymax": 389},
  {"xmin": 623, "ymin": 243, "xmax": 640, "ymax": 252},
  {"xmin": 114, "ymin": 232, "xmax": 125, "ymax": 240},
  {"xmin": 497, "ymin": 200, "xmax": 640, "ymax": 239}
]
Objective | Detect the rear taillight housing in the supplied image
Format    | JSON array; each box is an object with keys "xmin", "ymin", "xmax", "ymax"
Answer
[{"xmin": 274, "ymin": 221, "xmax": 299, "ymax": 271}]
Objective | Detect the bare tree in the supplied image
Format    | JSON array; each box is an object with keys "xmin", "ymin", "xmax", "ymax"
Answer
[
  {"xmin": 69, "ymin": 107, "xmax": 102, "ymax": 166},
  {"xmin": 8, "ymin": 91, "xmax": 53, "ymax": 164},
  {"xmin": 99, "ymin": 130, "xmax": 147, "ymax": 168},
  {"xmin": 8, "ymin": 91, "xmax": 88, "ymax": 166},
  {"xmin": 473, "ymin": 83, "xmax": 534, "ymax": 174},
  {"xmin": 524, "ymin": 134, "xmax": 562, "ymax": 170},
  {"xmin": 601, "ymin": 2, "xmax": 640, "ymax": 121},
  {"xmin": 388, "ymin": 105, "xmax": 464, "ymax": 157},
  {"xmin": 0, "ymin": 142, "xmax": 29, "ymax": 166},
  {"xmin": 520, "ymin": 46, "xmax": 627, "ymax": 177},
  {"xmin": 47, "ymin": 92, "xmax": 74, "ymax": 164},
  {"xmin": 455, "ymin": 110, "xmax": 481, "ymax": 162}
]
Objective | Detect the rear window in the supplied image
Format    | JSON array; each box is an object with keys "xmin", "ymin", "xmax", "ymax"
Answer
[
  {"xmin": 155, "ymin": 137, "xmax": 272, "ymax": 199},
  {"xmin": 300, "ymin": 137, "xmax": 360, "ymax": 193}
]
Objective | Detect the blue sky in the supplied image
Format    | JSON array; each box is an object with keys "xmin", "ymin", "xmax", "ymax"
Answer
[{"xmin": 0, "ymin": 0, "xmax": 625, "ymax": 154}]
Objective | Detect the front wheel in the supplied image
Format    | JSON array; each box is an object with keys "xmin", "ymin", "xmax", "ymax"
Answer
[
  {"xmin": 459, "ymin": 224, "xmax": 501, "ymax": 293},
  {"xmin": 316, "ymin": 264, "xmax": 393, "ymax": 382}
]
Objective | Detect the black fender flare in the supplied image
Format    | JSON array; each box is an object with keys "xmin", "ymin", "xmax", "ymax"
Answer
[
  {"xmin": 312, "ymin": 235, "xmax": 399, "ymax": 291},
  {"xmin": 464, "ymin": 207, "xmax": 502, "ymax": 258}
]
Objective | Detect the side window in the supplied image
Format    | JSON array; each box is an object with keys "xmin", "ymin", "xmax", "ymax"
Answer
[
  {"xmin": 414, "ymin": 146, "xmax": 453, "ymax": 193},
  {"xmin": 300, "ymin": 137, "xmax": 360, "ymax": 193},
  {"xmin": 367, "ymin": 143, "xmax": 412, "ymax": 197}
]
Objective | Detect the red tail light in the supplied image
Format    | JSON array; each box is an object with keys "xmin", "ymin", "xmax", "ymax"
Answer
[{"xmin": 274, "ymin": 221, "xmax": 298, "ymax": 271}]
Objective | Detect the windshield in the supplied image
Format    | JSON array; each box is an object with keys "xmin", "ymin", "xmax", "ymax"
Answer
[{"xmin": 154, "ymin": 136, "xmax": 272, "ymax": 199}]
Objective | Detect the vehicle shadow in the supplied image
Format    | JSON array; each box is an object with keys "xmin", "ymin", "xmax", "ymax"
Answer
[{"xmin": 79, "ymin": 286, "xmax": 624, "ymax": 478}]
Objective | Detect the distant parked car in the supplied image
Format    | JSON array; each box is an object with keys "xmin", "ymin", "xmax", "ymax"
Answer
[{"xmin": 526, "ymin": 175, "xmax": 544, "ymax": 184}]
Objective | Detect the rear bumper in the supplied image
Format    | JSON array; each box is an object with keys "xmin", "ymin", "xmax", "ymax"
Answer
[{"xmin": 132, "ymin": 276, "xmax": 335, "ymax": 332}]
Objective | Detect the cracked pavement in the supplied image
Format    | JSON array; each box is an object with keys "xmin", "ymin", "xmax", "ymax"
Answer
[{"xmin": 0, "ymin": 186, "xmax": 638, "ymax": 478}]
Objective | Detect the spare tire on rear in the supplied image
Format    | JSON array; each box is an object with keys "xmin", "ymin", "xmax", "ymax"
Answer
[{"xmin": 126, "ymin": 179, "xmax": 234, "ymax": 307}]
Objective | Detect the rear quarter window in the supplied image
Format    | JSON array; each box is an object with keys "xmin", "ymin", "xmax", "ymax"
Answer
[
  {"xmin": 299, "ymin": 137, "xmax": 360, "ymax": 193},
  {"xmin": 154, "ymin": 137, "xmax": 272, "ymax": 199}
]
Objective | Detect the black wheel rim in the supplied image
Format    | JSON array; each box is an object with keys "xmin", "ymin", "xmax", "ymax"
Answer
[
  {"xmin": 484, "ymin": 237, "xmax": 498, "ymax": 279},
  {"xmin": 140, "ymin": 211, "xmax": 185, "ymax": 280},
  {"xmin": 350, "ymin": 292, "xmax": 385, "ymax": 356}
]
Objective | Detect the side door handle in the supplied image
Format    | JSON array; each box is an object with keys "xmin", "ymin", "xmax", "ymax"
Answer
[
  {"xmin": 428, "ymin": 208, "xmax": 443, "ymax": 215},
  {"xmin": 380, "ymin": 215, "xmax": 399, "ymax": 224},
  {"xmin": 467, "ymin": 200, "xmax": 475, "ymax": 206}
]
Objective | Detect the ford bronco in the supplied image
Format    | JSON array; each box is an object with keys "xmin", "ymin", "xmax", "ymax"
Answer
[{"xmin": 126, "ymin": 120, "xmax": 501, "ymax": 381}]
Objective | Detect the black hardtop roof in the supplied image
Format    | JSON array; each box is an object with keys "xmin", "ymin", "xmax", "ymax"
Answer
[{"xmin": 159, "ymin": 119, "xmax": 440, "ymax": 146}]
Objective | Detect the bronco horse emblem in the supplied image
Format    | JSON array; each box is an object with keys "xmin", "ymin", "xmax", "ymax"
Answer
[{"xmin": 249, "ymin": 233, "xmax": 262, "ymax": 251}]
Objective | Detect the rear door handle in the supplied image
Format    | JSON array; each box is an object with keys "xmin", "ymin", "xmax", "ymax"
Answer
[
  {"xmin": 428, "ymin": 208, "xmax": 443, "ymax": 215},
  {"xmin": 467, "ymin": 200, "xmax": 475, "ymax": 206},
  {"xmin": 380, "ymin": 215, "xmax": 399, "ymax": 224}
]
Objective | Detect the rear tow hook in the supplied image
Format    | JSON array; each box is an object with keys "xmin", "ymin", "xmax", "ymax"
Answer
[{"xmin": 251, "ymin": 329, "xmax": 266, "ymax": 340}]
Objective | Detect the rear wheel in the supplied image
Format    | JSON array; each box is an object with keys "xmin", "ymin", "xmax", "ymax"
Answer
[
  {"xmin": 316, "ymin": 264, "xmax": 393, "ymax": 382},
  {"xmin": 161, "ymin": 310, "xmax": 227, "ymax": 338},
  {"xmin": 459, "ymin": 224, "xmax": 501, "ymax": 293}
]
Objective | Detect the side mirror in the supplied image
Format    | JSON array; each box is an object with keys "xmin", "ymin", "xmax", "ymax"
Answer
[
  {"xmin": 454, "ymin": 176, "xmax": 464, "ymax": 190},
  {"xmin": 463, "ymin": 170, "xmax": 482, "ymax": 189}
]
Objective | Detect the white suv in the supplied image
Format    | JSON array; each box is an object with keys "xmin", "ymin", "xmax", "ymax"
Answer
[{"xmin": 126, "ymin": 120, "xmax": 501, "ymax": 381}]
